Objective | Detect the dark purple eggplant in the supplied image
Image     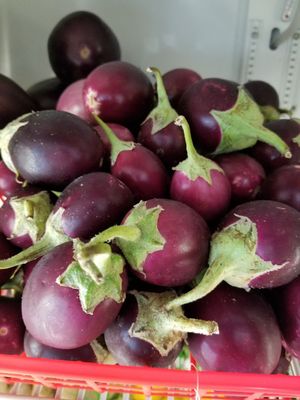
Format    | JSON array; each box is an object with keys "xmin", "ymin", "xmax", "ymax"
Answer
[
  {"xmin": 94, "ymin": 116, "xmax": 169, "ymax": 200},
  {"xmin": 48, "ymin": 11, "xmax": 121, "ymax": 83},
  {"xmin": 178, "ymin": 78, "xmax": 291, "ymax": 156},
  {"xmin": 0, "ymin": 110, "xmax": 104, "ymax": 189},
  {"xmin": 0, "ymin": 161, "xmax": 23, "ymax": 200},
  {"xmin": 0, "ymin": 297, "xmax": 25, "ymax": 354},
  {"xmin": 56, "ymin": 79, "xmax": 93, "ymax": 124},
  {"xmin": 187, "ymin": 283, "xmax": 281, "ymax": 373},
  {"xmin": 170, "ymin": 116, "xmax": 231, "ymax": 222},
  {"xmin": 249, "ymin": 119, "xmax": 300, "ymax": 171},
  {"xmin": 22, "ymin": 223, "xmax": 140, "ymax": 349},
  {"xmin": 83, "ymin": 61, "xmax": 154, "ymax": 127},
  {"xmin": 0, "ymin": 189, "xmax": 52, "ymax": 248},
  {"xmin": 0, "ymin": 73, "xmax": 35, "ymax": 129},
  {"xmin": 0, "ymin": 172, "xmax": 134, "ymax": 269},
  {"xmin": 24, "ymin": 331, "xmax": 112, "ymax": 363},
  {"xmin": 162, "ymin": 68, "xmax": 202, "ymax": 109},
  {"xmin": 244, "ymin": 80, "xmax": 282, "ymax": 121},
  {"xmin": 214, "ymin": 153, "xmax": 265, "ymax": 203},
  {"xmin": 0, "ymin": 233, "xmax": 18, "ymax": 286},
  {"xmin": 138, "ymin": 67, "xmax": 186, "ymax": 168},
  {"xmin": 259, "ymin": 165, "xmax": 300, "ymax": 211},
  {"xmin": 167, "ymin": 200, "xmax": 300, "ymax": 309},
  {"xmin": 27, "ymin": 78, "xmax": 66, "ymax": 110},
  {"xmin": 271, "ymin": 275, "xmax": 300, "ymax": 359},
  {"xmin": 117, "ymin": 198, "xmax": 210, "ymax": 287},
  {"xmin": 105, "ymin": 291, "xmax": 218, "ymax": 367}
]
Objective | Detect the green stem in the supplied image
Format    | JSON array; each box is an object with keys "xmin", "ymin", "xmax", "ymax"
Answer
[
  {"xmin": 167, "ymin": 314, "xmax": 219, "ymax": 335},
  {"xmin": 174, "ymin": 115, "xmax": 199, "ymax": 159},
  {"xmin": 23, "ymin": 199, "xmax": 34, "ymax": 218},
  {"xmin": 93, "ymin": 114, "xmax": 123, "ymax": 148},
  {"xmin": 147, "ymin": 66, "xmax": 172, "ymax": 109},
  {"xmin": 166, "ymin": 258, "xmax": 228, "ymax": 310},
  {"xmin": 258, "ymin": 125, "xmax": 291, "ymax": 158},
  {"xmin": 88, "ymin": 225, "xmax": 141, "ymax": 247}
]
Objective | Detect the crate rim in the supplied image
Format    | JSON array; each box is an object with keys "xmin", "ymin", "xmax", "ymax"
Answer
[{"xmin": 1, "ymin": 354, "xmax": 300, "ymax": 397}]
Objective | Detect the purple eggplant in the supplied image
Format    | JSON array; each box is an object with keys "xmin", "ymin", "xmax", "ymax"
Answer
[
  {"xmin": 116, "ymin": 198, "xmax": 210, "ymax": 287},
  {"xmin": 259, "ymin": 165, "xmax": 300, "ymax": 211},
  {"xmin": 214, "ymin": 153, "xmax": 265, "ymax": 203},
  {"xmin": 178, "ymin": 78, "xmax": 291, "ymax": 156},
  {"xmin": 0, "ymin": 233, "xmax": 18, "ymax": 286},
  {"xmin": 105, "ymin": 291, "xmax": 218, "ymax": 367},
  {"xmin": 0, "ymin": 161, "xmax": 23, "ymax": 201},
  {"xmin": 56, "ymin": 79, "xmax": 93, "ymax": 124},
  {"xmin": 0, "ymin": 73, "xmax": 35, "ymax": 129},
  {"xmin": 0, "ymin": 110, "xmax": 104, "ymax": 190},
  {"xmin": 27, "ymin": 78, "xmax": 66, "ymax": 110},
  {"xmin": 138, "ymin": 67, "xmax": 186, "ymax": 168},
  {"xmin": 0, "ymin": 172, "xmax": 134, "ymax": 269},
  {"xmin": 170, "ymin": 116, "xmax": 231, "ymax": 222},
  {"xmin": 0, "ymin": 189, "xmax": 52, "ymax": 249},
  {"xmin": 83, "ymin": 61, "xmax": 154, "ymax": 127},
  {"xmin": 162, "ymin": 68, "xmax": 202, "ymax": 109},
  {"xmin": 167, "ymin": 200, "xmax": 300, "ymax": 309},
  {"xmin": 24, "ymin": 332, "xmax": 112, "ymax": 363},
  {"xmin": 271, "ymin": 275, "xmax": 300, "ymax": 359},
  {"xmin": 0, "ymin": 297, "xmax": 25, "ymax": 354},
  {"xmin": 48, "ymin": 11, "xmax": 121, "ymax": 83},
  {"xmin": 22, "ymin": 223, "xmax": 140, "ymax": 349},
  {"xmin": 244, "ymin": 80, "xmax": 282, "ymax": 121},
  {"xmin": 94, "ymin": 116, "xmax": 169, "ymax": 200},
  {"xmin": 187, "ymin": 283, "xmax": 281, "ymax": 373},
  {"xmin": 249, "ymin": 119, "xmax": 300, "ymax": 171}
]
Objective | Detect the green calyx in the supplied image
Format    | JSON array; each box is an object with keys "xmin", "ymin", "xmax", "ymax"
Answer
[
  {"xmin": 9, "ymin": 191, "xmax": 53, "ymax": 244},
  {"xmin": 211, "ymin": 87, "xmax": 291, "ymax": 158},
  {"xmin": 259, "ymin": 105, "xmax": 281, "ymax": 122},
  {"xmin": 166, "ymin": 215, "xmax": 287, "ymax": 310},
  {"xmin": 116, "ymin": 201, "xmax": 166, "ymax": 274},
  {"xmin": 173, "ymin": 116, "xmax": 224, "ymax": 184},
  {"xmin": 93, "ymin": 114, "xmax": 135, "ymax": 165},
  {"xmin": 129, "ymin": 290, "xmax": 219, "ymax": 357},
  {"xmin": 292, "ymin": 133, "xmax": 300, "ymax": 147},
  {"xmin": 0, "ymin": 208, "xmax": 69, "ymax": 270},
  {"xmin": 143, "ymin": 67, "xmax": 178, "ymax": 135},
  {"xmin": 56, "ymin": 224, "xmax": 141, "ymax": 314}
]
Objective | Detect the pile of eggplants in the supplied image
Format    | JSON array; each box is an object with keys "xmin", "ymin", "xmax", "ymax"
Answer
[{"xmin": 1, "ymin": 9, "xmax": 300, "ymax": 378}]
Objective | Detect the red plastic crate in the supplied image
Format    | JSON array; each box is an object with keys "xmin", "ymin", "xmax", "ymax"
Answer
[{"xmin": 1, "ymin": 354, "xmax": 300, "ymax": 399}]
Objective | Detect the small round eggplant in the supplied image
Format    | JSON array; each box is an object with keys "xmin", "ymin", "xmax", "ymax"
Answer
[
  {"xmin": 95, "ymin": 117, "xmax": 169, "ymax": 200},
  {"xmin": 162, "ymin": 67, "xmax": 202, "ymax": 109},
  {"xmin": 170, "ymin": 116, "xmax": 231, "ymax": 222},
  {"xmin": 167, "ymin": 200, "xmax": 300, "ymax": 309},
  {"xmin": 48, "ymin": 11, "xmax": 121, "ymax": 83},
  {"xmin": 0, "ymin": 297, "xmax": 25, "ymax": 354},
  {"xmin": 138, "ymin": 67, "xmax": 186, "ymax": 169},
  {"xmin": 83, "ymin": 61, "xmax": 154, "ymax": 127},
  {"xmin": 178, "ymin": 78, "xmax": 290, "ymax": 157},
  {"xmin": 1, "ymin": 110, "xmax": 104, "ymax": 190},
  {"xmin": 214, "ymin": 153, "xmax": 265, "ymax": 203},
  {"xmin": 56, "ymin": 79, "xmax": 93, "ymax": 124},
  {"xmin": 0, "ymin": 73, "xmax": 35, "ymax": 129},
  {"xmin": 259, "ymin": 165, "xmax": 300, "ymax": 211},
  {"xmin": 187, "ymin": 283, "xmax": 281, "ymax": 373},
  {"xmin": 0, "ymin": 161, "xmax": 23, "ymax": 200},
  {"xmin": 22, "ymin": 240, "xmax": 128, "ymax": 349},
  {"xmin": 117, "ymin": 198, "xmax": 210, "ymax": 287},
  {"xmin": 27, "ymin": 78, "xmax": 66, "ymax": 110}
]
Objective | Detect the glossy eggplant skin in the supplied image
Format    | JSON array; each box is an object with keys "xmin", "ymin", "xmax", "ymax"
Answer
[
  {"xmin": 48, "ymin": 11, "xmax": 121, "ymax": 83},
  {"xmin": 0, "ymin": 297, "xmax": 25, "ymax": 355},
  {"xmin": 8, "ymin": 110, "xmax": 104, "ymax": 190},
  {"xmin": 271, "ymin": 275, "xmax": 300, "ymax": 359},
  {"xmin": 0, "ymin": 73, "xmax": 35, "ymax": 129},
  {"xmin": 27, "ymin": 78, "xmax": 66, "ymax": 110},
  {"xmin": 0, "ymin": 233, "xmax": 18, "ymax": 286},
  {"xmin": 187, "ymin": 284, "xmax": 281, "ymax": 373}
]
